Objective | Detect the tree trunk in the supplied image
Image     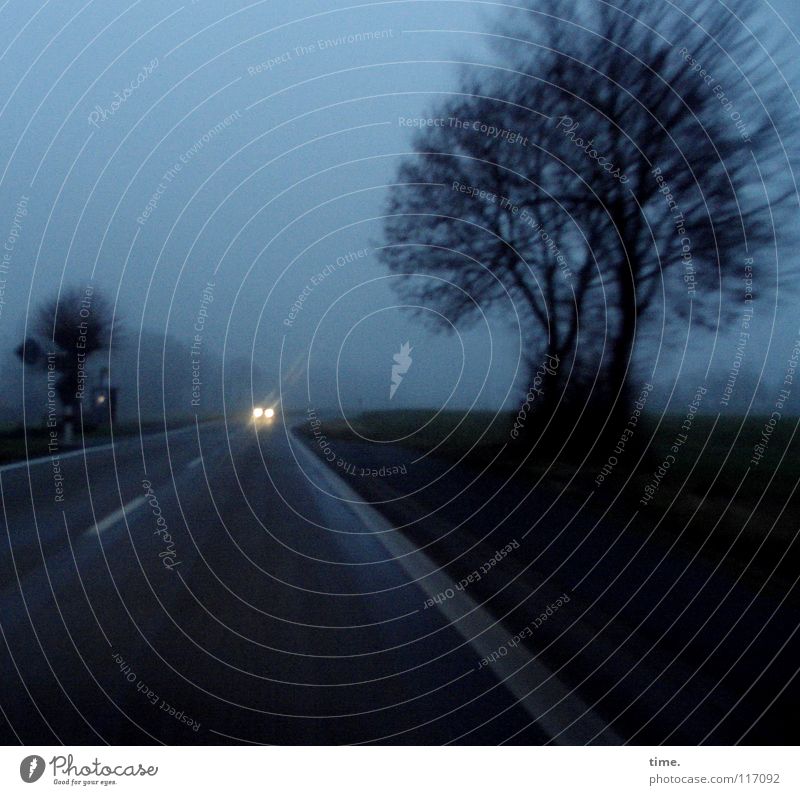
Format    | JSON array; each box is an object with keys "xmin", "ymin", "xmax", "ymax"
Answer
[
  {"xmin": 600, "ymin": 266, "xmax": 638, "ymax": 461},
  {"xmin": 62, "ymin": 402, "xmax": 75, "ymax": 446}
]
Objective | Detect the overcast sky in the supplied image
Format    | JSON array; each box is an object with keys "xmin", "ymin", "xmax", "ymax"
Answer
[{"xmin": 1, "ymin": 0, "xmax": 798, "ymax": 419}]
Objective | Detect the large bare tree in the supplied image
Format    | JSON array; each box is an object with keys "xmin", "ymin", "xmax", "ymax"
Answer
[{"xmin": 381, "ymin": 0, "xmax": 796, "ymax": 449}]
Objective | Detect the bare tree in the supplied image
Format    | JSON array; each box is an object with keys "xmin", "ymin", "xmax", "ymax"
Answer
[
  {"xmin": 17, "ymin": 286, "xmax": 120, "ymax": 441},
  {"xmin": 380, "ymin": 0, "xmax": 796, "ymax": 450}
]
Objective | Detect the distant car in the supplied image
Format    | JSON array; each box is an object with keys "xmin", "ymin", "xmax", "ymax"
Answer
[{"xmin": 252, "ymin": 406, "xmax": 276, "ymax": 424}]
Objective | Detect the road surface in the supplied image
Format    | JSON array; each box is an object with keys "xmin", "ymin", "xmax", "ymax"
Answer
[{"xmin": 0, "ymin": 417, "xmax": 610, "ymax": 744}]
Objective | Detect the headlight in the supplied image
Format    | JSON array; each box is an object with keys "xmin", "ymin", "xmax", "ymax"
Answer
[
  {"xmin": 253, "ymin": 407, "xmax": 264, "ymax": 418},
  {"xmin": 265, "ymin": 408, "xmax": 275, "ymax": 419}
]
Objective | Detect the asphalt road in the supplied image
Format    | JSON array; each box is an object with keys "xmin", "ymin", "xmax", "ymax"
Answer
[
  {"xmin": 0, "ymin": 417, "xmax": 602, "ymax": 745},
  {"xmin": 302, "ymin": 434, "xmax": 800, "ymax": 745}
]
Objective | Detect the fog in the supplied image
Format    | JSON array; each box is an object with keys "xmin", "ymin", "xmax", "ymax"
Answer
[
  {"xmin": 2, "ymin": 0, "xmax": 800, "ymax": 754},
  {"xmin": 1, "ymin": 0, "xmax": 798, "ymax": 424}
]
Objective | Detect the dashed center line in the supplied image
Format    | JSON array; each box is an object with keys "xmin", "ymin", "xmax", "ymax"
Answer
[{"xmin": 83, "ymin": 495, "xmax": 148, "ymax": 536}]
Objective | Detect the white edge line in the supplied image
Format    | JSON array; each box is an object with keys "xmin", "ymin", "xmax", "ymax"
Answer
[
  {"xmin": 293, "ymin": 438, "xmax": 622, "ymax": 745},
  {"xmin": 0, "ymin": 422, "xmax": 214, "ymax": 475}
]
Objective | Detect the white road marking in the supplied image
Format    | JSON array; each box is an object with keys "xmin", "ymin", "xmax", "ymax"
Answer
[
  {"xmin": 0, "ymin": 439, "xmax": 122, "ymax": 474},
  {"xmin": 0, "ymin": 422, "xmax": 212, "ymax": 475},
  {"xmin": 294, "ymin": 438, "xmax": 622, "ymax": 745},
  {"xmin": 83, "ymin": 495, "xmax": 148, "ymax": 536}
]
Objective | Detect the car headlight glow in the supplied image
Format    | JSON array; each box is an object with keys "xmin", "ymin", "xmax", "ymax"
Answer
[
  {"xmin": 253, "ymin": 407, "xmax": 264, "ymax": 418},
  {"xmin": 265, "ymin": 408, "xmax": 275, "ymax": 419}
]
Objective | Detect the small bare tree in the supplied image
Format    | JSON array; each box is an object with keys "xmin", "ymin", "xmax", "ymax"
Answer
[{"xmin": 17, "ymin": 286, "xmax": 120, "ymax": 442}]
